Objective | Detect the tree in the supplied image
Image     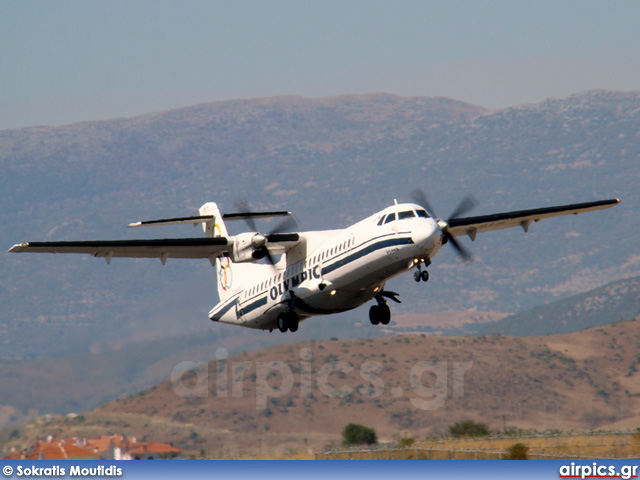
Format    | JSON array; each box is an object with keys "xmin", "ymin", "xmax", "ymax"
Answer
[
  {"xmin": 342, "ymin": 423, "xmax": 378, "ymax": 446},
  {"xmin": 505, "ymin": 443, "xmax": 529, "ymax": 460},
  {"xmin": 449, "ymin": 419, "xmax": 490, "ymax": 438},
  {"xmin": 399, "ymin": 437, "xmax": 415, "ymax": 448}
]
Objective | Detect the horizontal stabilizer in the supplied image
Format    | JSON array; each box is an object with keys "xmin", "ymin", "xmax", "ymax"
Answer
[
  {"xmin": 128, "ymin": 211, "xmax": 292, "ymax": 228},
  {"xmin": 128, "ymin": 215, "xmax": 214, "ymax": 228}
]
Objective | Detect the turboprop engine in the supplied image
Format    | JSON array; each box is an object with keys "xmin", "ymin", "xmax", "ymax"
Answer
[{"xmin": 231, "ymin": 232, "xmax": 269, "ymax": 262}]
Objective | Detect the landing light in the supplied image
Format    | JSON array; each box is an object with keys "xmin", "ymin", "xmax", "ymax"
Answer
[{"xmin": 330, "ymin": 290, "xmax": 338, "ymax": 296}]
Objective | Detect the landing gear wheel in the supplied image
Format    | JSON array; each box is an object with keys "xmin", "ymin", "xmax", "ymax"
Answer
[
  {"xmin": 369, "ymin": 305, "xmax": 381, "ymax": 325},
  {"xmin": 421, "ymin": 270, "xmax": 429, "ymax": 282},
  {"xmin": 369, "ymin": 304, "xmax": 391, "ymax": 325},
  {"xmin": 288, "ymin": 315, "xmax": 299, "ymax": 332},
  {"xmin": 277, "ymin": 314, "xmax": 288, "ymax": 333},
  {"xmin": 278, "ymin": 312, "xmax": 299, "ymax": 333},
  {"xmin": 414, "ymin": 271, "xmax": 422, "ymax": 282},
  {"xmin": 379, "ymin": 303, "xmax": 391, "ymax": 325}
]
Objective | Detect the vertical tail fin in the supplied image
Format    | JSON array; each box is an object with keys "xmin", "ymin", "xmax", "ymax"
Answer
[
  {"xmin": 199, "ymin": 202, "xmax": 236, "ymax": 301},
  {"xmin": 199, "ymin": 202, "xmax": 228, "ymax": 238}
]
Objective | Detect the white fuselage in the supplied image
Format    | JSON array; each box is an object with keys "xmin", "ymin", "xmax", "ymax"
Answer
[{"xmin": 209, "ymin": 203, "xmax": 442, "ymax": 331}]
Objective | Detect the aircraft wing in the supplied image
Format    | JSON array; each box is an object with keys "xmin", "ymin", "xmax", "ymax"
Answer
[
  {"xmin": 8, "ymin": 237, "xmax": 230, "ymax": 264},
  {"xmin": 447, "ymin": 198, "xmax": 620, "ymax": 240}
]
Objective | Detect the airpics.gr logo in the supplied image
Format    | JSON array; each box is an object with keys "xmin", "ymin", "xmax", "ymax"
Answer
[{"xmin": 171, "ymin": 347, "xmax": 474, "ymax": 411}]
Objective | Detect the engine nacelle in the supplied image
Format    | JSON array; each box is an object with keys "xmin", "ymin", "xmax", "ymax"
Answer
[{"xmin": 231, "ymin": 232, "xmax": 267, "ymax": 263}]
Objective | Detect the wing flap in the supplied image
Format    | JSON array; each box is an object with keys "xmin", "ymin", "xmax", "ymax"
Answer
[{"xmin": 447, "ymin": 198, "xmax": 620, "ymax": 238}]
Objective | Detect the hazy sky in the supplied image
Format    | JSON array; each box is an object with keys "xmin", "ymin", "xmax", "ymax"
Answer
[{"xmin": 2, "ymin": 0, "xmax": 639, "ymax": 129}]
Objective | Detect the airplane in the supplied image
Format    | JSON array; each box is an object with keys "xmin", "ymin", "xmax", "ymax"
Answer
[{"xmin": 9, "ymin": 193, "xmax": 620, "ymax": 333}]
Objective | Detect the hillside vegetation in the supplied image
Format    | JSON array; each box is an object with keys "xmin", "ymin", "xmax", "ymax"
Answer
[
  {"xmin": 473, "ymin": 276, "xmax": 640, "ymax": 336},
  {"xmin": 6, "ymin": 318, "xmax": 640, "ymax": 455}
]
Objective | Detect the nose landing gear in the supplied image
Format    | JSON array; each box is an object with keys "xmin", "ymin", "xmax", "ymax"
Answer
[
  {"xmin": 414, "ymin": 269, "xmax": 429, "ymax": 282},
  {"xmin": 413, "ymin": 258, "xmax": 430, "ymax": 283}
]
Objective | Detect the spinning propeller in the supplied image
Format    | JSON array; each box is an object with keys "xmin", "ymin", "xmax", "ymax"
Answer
[
  {"xmin": 235, "ymin": 199, "xmax": 299, "ymax": 266},
  {"xmin": 411, "ymin": 189, "xmax": 477, "ymax": 263}
]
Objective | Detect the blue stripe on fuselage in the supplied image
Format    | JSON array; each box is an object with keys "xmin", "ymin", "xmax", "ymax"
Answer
[
  {"xmin": 321, "ymin": 236, "xmax": 414, "ymax": 276},
  {"xmin": 239, "ymin": 296, "xmax": 268, "ymax": 317},
  {"xmin": 210, "ymin": 295, "xmax": 239, "ymax": 321}
]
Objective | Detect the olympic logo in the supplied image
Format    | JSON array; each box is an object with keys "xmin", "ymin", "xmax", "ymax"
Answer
[
  {"xmin": 212, "ymin": 224, "xmax": 232, "ymax": 290},
  {"xmin": 218, "ymin": 256, "xmax": 232, "ymax": 290}
]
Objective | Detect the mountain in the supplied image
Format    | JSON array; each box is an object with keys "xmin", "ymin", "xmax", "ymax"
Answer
[
  {"xmin": 0, "ymin": 308, "xmax": 499, "ymax": 430},
  {"xmin": 472, "ymin": 276, "xmax": 640, "ymax": 336},
  {"xmin": 5, "ymin": 319, "xmax": 640, "ymax": 455},
  {"xmin": 4, "ymin": 272, "xmax": 635, "ymax": 430},
  {"xmin": 0, "ymin": 312, "xmax": 396, "ymax": 430},
  {"xmin": 1, "ymin": 91, "xmax": 639, "ymax": 360}
]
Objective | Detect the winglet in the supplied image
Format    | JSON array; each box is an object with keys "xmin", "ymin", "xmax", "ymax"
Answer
[{"xmin": 8, "ymin": 243, "xmax": 29, "ymax": 253}]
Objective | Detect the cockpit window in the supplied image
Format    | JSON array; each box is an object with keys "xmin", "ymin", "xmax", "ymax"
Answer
[
  {"xmin": 384, "ymin": 212, "xmax": 397, "ymax": 224},
  {"xmin": 377, "ymin": 216, "xmax": 385, "ymax": 226},
  {"xmin": 398, "ymin": 210, "xmax": 416, "ymax": 220},
  {"xmin": 416, "ymin": 209, "xmax": 429, "ymax": 218}
]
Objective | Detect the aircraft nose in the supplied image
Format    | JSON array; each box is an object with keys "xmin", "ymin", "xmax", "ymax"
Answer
[
  {"xmin": 411, "ymin": 224, "xmax": 437, "ymax": 250},
  {"xmin": 412, "ymin": 221, "xmax": 440, "ymax": 252}
]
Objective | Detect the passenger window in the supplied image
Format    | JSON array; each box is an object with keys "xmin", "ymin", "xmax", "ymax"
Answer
[
  {"xmin": 384, "ymin": 213, "xmax": 396, "ymax": 224},
  {"xmin": 416, "ymin": 209, "xmax": 429, "ymax": 218}
]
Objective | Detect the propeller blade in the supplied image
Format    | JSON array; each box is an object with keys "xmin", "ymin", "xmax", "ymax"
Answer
[
  {"xmin": 269, "ymin": 215, "xmax": 299, "ymax": 235},
  {"xmin": 411, "ymin": 189, "xmax": 439, "ymax": 220},
  {"xmin": 448, "ymin": 194, "xmax": 478, "ymax": 221},
  {"xmin": 264, "ymin": 248, "xmax": 276, "ymax": 266},
  {"xmin": 235, "ymin": 198, "xmax": 299, "ymax": 268},
  {"xmin": 444, "ymin": 230, "xmax": 473, "ymax": 263},
  {"xmin": 235, "ymin": 199, "xmax": 258, "ymax": 232},
  {"xmin": 411, "ymin": 189, "xmax": 476, "ymax": 263}
]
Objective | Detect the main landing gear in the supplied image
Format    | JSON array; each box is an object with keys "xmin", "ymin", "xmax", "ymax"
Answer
[
  {"xmin": 277, "ymin": 311, "xmax": 299, "ymax": 333},
  {"xmin": 413, "ymin": 258, "xmax": 430, "ymax": 283},
  {"xmin": 369, "ymin": 294, "xmax": 391, "ymax": 326}
]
